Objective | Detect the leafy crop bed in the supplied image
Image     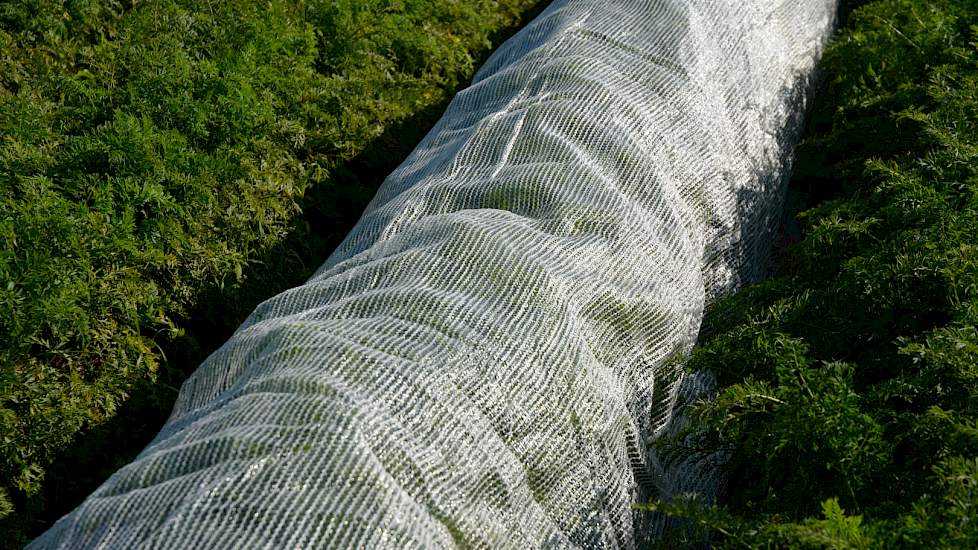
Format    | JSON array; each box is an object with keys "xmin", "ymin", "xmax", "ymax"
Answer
[
  {"xmin": 650, "ymin": 0, "xmax": 978, "ymax": 547},
  {"xmin": 0, "ymin": 0, "xmax": 539, "ymax": 543}
]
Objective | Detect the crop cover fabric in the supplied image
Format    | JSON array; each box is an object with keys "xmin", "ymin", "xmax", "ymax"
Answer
[{"xmin": 31, "ymin": 1, "xmax": 836, "ymax": 548}]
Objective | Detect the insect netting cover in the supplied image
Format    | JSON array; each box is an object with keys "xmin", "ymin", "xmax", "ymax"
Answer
[{"xmin": 32, "ymin": 1, "xmax": 836, "ymax": 547}]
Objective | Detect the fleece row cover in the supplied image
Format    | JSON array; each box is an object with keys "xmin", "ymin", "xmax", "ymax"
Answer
[{"xmin": 33, "ymin": 1, "xmax": 836, "ymax": 548}]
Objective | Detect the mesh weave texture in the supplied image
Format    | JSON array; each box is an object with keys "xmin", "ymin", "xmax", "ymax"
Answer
[{"xmin": 32, "ymin": 1, "xmax": 835, "ymax": 547}]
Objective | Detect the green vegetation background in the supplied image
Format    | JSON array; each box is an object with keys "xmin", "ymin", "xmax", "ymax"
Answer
[
  {"xmin": 0, "ymin": 0, "xmax": 543, "ymax": 544},
  {"xmin": 648, "ymin": 0, "xmax": 978, "ymax": 547}
]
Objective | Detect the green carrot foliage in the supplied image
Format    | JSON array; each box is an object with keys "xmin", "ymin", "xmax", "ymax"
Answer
[
  {"xmin": 0, "ymin": 0, "xmax": 539, "ymax": 543},
  {"xmin": 649, "ymin": 1, "xmax": 978, "ymax": 547}
]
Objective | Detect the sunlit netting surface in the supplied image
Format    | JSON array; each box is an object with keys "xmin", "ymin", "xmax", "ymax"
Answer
[{"xmin": 32, "ymin": 1, "xmax": 836, "ymax": 548}]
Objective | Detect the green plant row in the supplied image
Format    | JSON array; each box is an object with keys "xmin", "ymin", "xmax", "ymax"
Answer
[
  {"xmin": 645, "ymin": 0, "xmax": 978, "ymax": 547},
  {"xmin": 0, "ymin": 0, "xmax": 538, "ymax": 541}
]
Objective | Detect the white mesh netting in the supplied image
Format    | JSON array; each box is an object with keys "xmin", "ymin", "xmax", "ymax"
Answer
[{"xmin": 32, "ymin": 1, "xmax": 836, "ymax": 547}]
